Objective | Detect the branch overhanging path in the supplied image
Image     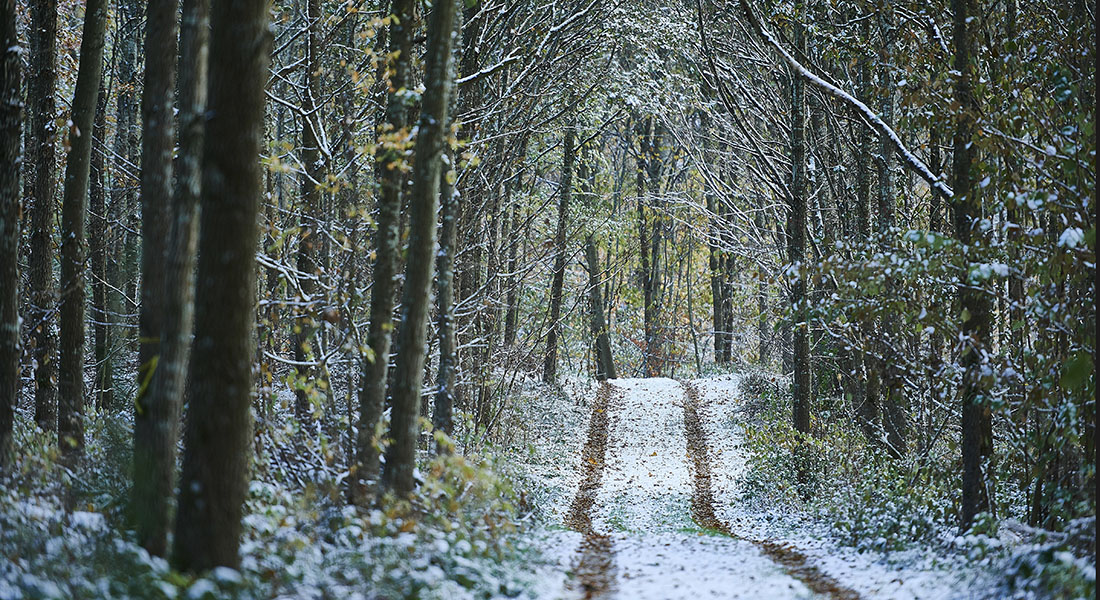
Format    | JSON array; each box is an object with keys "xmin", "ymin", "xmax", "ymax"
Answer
[{"xmin": 736, "ymin": 0, "xmax": 954, "ymax": 200}]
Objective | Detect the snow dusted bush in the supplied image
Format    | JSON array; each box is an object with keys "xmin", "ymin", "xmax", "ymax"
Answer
[
  {"xmin": 0, "ymin": 417, "xmax": 543, "ymax": 599},
  {"xmin": 736, "ymin": 373, "xmax": 1096, "ymax": 599}
]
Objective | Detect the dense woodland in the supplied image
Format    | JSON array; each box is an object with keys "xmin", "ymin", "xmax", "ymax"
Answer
[{"xmin": 0, "ymin": 0, "xmax": 1094, "ymax": 597}]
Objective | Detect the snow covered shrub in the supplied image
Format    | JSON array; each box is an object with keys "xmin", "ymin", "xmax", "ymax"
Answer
[
  {"xmin": 996, "ymin": 520, "xmax": 1096, "ymax": 600},
  {"xmin": 738, "ymin": 381, "xmax": 835, "ymax": 506},
  {"xmin": 1, "ymin": 412, "xmax": 543, "ymax": 599},
  {"xmin": 828, "ymin": 463, "xmax": 954, "ymax": 553}
]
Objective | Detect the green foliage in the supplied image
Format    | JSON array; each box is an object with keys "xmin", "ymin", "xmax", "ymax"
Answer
[{"xmin": 0, "ymin": 418, "xmax": 543, "ymax": 600}]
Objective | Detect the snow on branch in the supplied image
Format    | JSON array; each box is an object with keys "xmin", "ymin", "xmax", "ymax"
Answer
[{"xmin": 737, "ymin": 0, "xmax": 954, "ymax": 199}]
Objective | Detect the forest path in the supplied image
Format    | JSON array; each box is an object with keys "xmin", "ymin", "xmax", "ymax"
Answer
[{"xmin": 561, "ymin": 377, "xmax": 844, "ymax": 599}]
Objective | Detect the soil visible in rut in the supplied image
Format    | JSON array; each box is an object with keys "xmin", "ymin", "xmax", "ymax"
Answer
[
  {"xmin": 564, "ymin": 383, "xmax": 617, "ymax": 599},
  {"xmin": 681, "ymin": 381, "xmax": 861, "ymax": 600}
]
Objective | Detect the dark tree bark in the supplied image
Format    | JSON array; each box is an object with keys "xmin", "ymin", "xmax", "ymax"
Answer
[
  {"xmin": 953, "ymin": 0, "xmax": 993, "ymax": 530},
  {"xmin": 543, "ymin": 122, "xmax": 574, "ymax": 383},
  {"xmin": 433, "ymin": 157, "xmax": 458, "ymax": 445},
  {"xmin": 115, "ymin": 0, "xmax": 141, "ymax": 341},
  {"xmin": 577, "ymin": 160, "xmax": 616, "ymax": 380},
  {"xmin": 90, "ymin": 77, "xmax": 109, "ymax": 411},
  {"xmin": 636, "ymin": 116, "xmax": 664, "ymax": 376},
  {"xmin": 26, "ymin": 0, "xmax": 58, "ymax": 432},
  {"xmin": 585, "ymin": 236, "xmax": 616, "ymax": 381},
  {"xmin": 293, "ymin": 0, "xmax": 324, "ymax": 424},
  {"xmin": 352, "ymin": 0, "xmax": 416, "ymax": 501},
  {"xmin": 789, "ymin": 1, "xmax": 811, "ymax": 438},
  {"xmin": 58, "ymin": 0, "xmax": 108, "ymax": 458},
  {"xmin": 172, "ymin": 0, "xmax": 270, "ymax": 570},
  {"xmin": 381, "ymin": 0, "xmax": 459, "ymax": 496},
  {"xmin": 876, "ymin": 0, "xmax": 907, "ymax": 459},
  {"xmin": 133, "ymin": 0, "xmax": 207, "ymax": 558},
  {"xmin": 706, "ymin": 190, "xmax": 727, "ymax": 362},
  {"xmin": 0, "ymin": 0, "xmax": 20, "ymax": 469}
]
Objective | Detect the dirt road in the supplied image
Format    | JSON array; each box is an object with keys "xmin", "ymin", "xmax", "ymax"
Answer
[{"xmin": 562, "ymin": 378, "xmax": 859, "ymax": 600}]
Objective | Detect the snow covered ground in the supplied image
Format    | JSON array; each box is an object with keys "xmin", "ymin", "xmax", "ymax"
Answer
[
  {"xmin": 520, "ymin": 374, "xmax": 992, "ymax": 599},
  {"xmin": 694, "ymin": 375, "xmax": 983, "ymax": 600}
]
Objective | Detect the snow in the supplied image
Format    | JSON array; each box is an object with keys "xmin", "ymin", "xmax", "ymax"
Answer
[
  {"xmin": 693, "ymin": 374, "xmax": 981, "ymax": 600},
  {"xmin": 613, "ymin": 533, "xmax": 813, "ymax": 599},
  {"xmin": 543, "ymin": 377, "xmax": 818, "ymax": 599}
]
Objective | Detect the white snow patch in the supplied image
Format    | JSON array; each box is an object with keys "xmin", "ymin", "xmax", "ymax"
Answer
[{"xmin": 693, "ymin": 374, "xmax": 980, "ymax": 600}]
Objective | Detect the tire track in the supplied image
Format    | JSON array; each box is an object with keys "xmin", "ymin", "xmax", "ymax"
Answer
[
  {"xmin": 681, "ymin": 381, "xmax": 861, "ymax": 600},
  {"xmin": 564, "ymin": 382, "xmax": 618, "ymax": 599}
]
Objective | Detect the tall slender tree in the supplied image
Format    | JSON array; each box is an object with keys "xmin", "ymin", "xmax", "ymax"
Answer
[
  {"xmin": 381, "ymin": 0, "xmax": 459, "ymax": 496},
  {"xmin": 953, "ymin": 0, "xmax": 993, "ymax": 530},
  {"xmin": 0, "ymin": 0, "xmax": 20, "ymax": 469},
  {"xmin": 173, "ymin": 0, "xmax": 270, "ymax": 570},
  {"xmin": 293, "ymin": 0, "xmax": 324, "ymax": 424},
  {"xmin": 789, "ymin": 0, "xmax": 811, "ymax": 439},
  {"xmin": 877, "ymin": 0, "xmax": 907, "ymax": 458},
  {"xmin": 26, "ymin": 0, "xmax": 58, "ymax": 432},
  {"xmin": 433, "ymin": 156, "xmax": 459, "ymax": 445},
  {"xmin": 58, "ymin": 0, "xmax": 108, "ymax": 458},
  {"xmin": 353, "ymin": 0, "xmax": 417, "ymax": 501},
  {"xmin": 543, "ymin": 120, "xmax": 575, "ymax": 383},
  {"xmin": 90, "ymin": 77, "xmax": 109, "ymax": 411}
]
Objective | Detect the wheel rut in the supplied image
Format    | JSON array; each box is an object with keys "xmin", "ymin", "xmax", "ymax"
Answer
[
  {"xmin": 681, "ymin": 381, "xmax": 861, "ymax": 600},
  {"xmin": 564, "ymin": 382, "xmax": 618, "ymax": 599}
]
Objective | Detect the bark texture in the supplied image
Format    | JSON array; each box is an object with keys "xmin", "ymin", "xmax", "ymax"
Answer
[
  {"xmin": 0, "ymin": 0, "xmax": 20, "ymax": 468},
  {"xmin": 172, "ymin": 0, "xmax": 269, "ymax": 570},
  {"xmin": 58, "ymin": 0, "xmax": 108, "ymax": 458},
  {"xmin": 26, "ymin": 0, "xmax": 58, "ymax": 431},
  {"xmin": 381, "ymin": 0, "xmax": 459, "ymax": 496}
]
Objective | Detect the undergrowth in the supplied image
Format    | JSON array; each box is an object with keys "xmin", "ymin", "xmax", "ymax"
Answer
[
  {"xmin": 735, "ymin": 370, "xmax": 1096, "ymax": 600},
  {"xmin": 0, "ymin": 410, "xmax": 544, "ymax": 600}
]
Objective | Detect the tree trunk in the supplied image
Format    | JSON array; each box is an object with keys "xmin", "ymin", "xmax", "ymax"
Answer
[
  {"xmin": 637, "ymin": 116, "xmax": 660, "ymax": 376},
  {"xmin": 26, "ymin": 0, "xmax": 58, "ymax": 432},
  {"xmin": 352, "ymin": 0, "xmax": 416, "ymax": 501},
  {"xmin": 172, "ymin": 0, "xmax": 269, "ymax": 570},
  {"xmin": 543, "ymin": 122, "xmax": 574, "ymax": 384},
  {"xmin": 58, "ymin": 0, "xmax": 108, "ymax": 458},
  {"xmin": 853, "ymin": 14, "xmax": 879, "ymax": 447},
  {"xmin": 789, "ymin": 2, "xmax": 810, "ymax": 439},
  {"xmin": 706, "ymin": 190, "xmax": 726, "ymax": 363},
  {"xmin": 116, "ymin": 0, "xmax": 141, "ymax": 345},
  {"xmin": 585, "ymin": 235, "xmax": 616, "ymax": 381},
  {"xmin": 381, "ymin": 0, "xmax": 458, "ymax": 496},
  {"xmin": 90, "ymin": 78, "xmax": 109, "ymax": 412},
  {"xmin": 876, "ymin": 0, "xmax": 907, "ymax": 459},
  {"xmin": 293, "ymin": 0, "xmax": 324, "ymax": 424},
  {"xmin": 434, "ymin": 156, "xmax": 458, "ymax": 445},
  {"xmin": 132, "ymin": 0, "xmax": 207, "ymax": 558},
  {"xmin": 0, "ymin": 0, "xmax": 20, "ymax": 468},
  {"xmin": 953, "ymin": 0, "xmax": 993, "ymax": 530}
]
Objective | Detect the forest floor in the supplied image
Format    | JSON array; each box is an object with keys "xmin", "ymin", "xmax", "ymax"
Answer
[{"xmin": 521, "ymin": 375, "xmax": 986, "ymax": 600}]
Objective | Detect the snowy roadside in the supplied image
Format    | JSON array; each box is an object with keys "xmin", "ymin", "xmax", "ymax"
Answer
[{"xmin": 693, "ymin": 374, "xmax": 985, "ymax": 600}]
